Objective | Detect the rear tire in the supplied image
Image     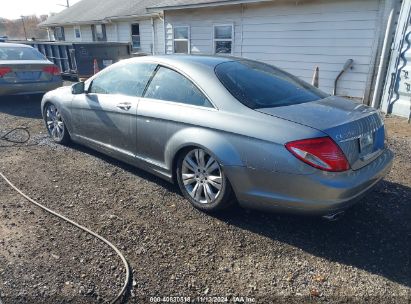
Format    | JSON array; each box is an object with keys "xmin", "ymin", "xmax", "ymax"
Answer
[
  {"xmin": 176, "ymin": 147, "xmax": 233, "ymax": 212},
  {"xmin": 44, "ymin": 102, "xmax": 70, "ymax": 145}
]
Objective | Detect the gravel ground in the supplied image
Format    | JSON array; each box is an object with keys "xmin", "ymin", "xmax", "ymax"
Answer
[{"xmin": 0, "ymin": 94, "xmax": 410, "ymax": 304}]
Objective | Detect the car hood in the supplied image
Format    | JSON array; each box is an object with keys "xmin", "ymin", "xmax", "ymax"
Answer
[
  {"xmin": 256, "ymin": 96, "xmax": 385, "ymax": 170},
  {"xmin": 42, "ymin": 85, "xmax": 72, "ymax": 105}
]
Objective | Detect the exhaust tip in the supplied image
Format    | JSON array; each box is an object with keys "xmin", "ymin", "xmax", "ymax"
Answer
[{"xmin": 322, "ymin": 211, "xmax": 345, "ymax": 221}]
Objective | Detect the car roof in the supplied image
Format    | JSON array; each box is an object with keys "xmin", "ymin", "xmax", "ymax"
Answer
[
  {"xmin": 135, "ymin": 54, "xmax": 239, "ymax": 69},
  {"xmin": 0, "ymin": 42, "xmax": 33, "ymax": 48}
]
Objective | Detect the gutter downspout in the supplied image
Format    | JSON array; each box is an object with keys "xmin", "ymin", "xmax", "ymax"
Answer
[
  {"xmin": 151, "ymin": 17, "xmax": 155, "ymax": 55},
  {"xmin": 115, "ymin": 22, "xmax": 119, "ymax": 42},
  {"xmin": 333, "ymin": 59, "xmax": 354, "ymax": 96},
  {"xmin": 163, "ymin": 14, "xmax": 166, "ymax": 54},
  {"xmin": 240, "ymin": 4, "xmax": 244, "ymax": 57},
  {"xmin": 371, "ymin": 6, "xmax": 396, "ymax": 108}
]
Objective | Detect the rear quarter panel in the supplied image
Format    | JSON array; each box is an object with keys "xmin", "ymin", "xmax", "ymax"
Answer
[{"xmin": 152, "ymin": 104, "xmax": 328, "ymax": 176}]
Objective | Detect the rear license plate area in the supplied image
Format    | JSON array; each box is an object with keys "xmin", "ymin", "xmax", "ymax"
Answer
[
  {"xmin": 359, "ymin": 133, "xmax": 374, "ymax": 155},
  {"xmin": 17, "ymin": 71, "xmax": 40, "ymax": 81}
]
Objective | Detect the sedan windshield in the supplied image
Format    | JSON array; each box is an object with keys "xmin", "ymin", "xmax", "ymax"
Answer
[
  {"xmin": 215, "ymin": 60, "xmax": 328, "ymax": 109},
  {"xmin": 0, "ymin": 46, "xmax": 46, "ymax": 61}
]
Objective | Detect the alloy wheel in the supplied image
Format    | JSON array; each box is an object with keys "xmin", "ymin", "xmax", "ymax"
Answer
[
  {"xmin": 45, "ymin": 104, "xmax": 65, "ymax": 141},
  {"xmin": 181, "ymin": 148, "xmax": 223, "ymax": 204}
]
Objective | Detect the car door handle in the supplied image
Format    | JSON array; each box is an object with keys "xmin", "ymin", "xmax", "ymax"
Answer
[{"xmin": 116, "ymin": 102, "xmax": 132, "ymax": 111}]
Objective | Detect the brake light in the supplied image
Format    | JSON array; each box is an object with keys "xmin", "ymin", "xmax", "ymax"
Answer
[
  {"xmin": 0, "ymin": 67, "xmax": 12, "ymax": 77},
  {"xmin": 285, "ymin": 137, "xmax": 350, "ymax": 172},
  {"xmin": 43, "ymin": 65, "xmax": 60, "ymax": 76}
]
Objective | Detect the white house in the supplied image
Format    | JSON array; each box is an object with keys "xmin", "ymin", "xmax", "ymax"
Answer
[
  {"xmin": 42, "ymin": 0, "xmax": 405, "ymax": 115},
  {"xmin": 40, "ymin": 0, "xmax": 167, "ymax": 55}
]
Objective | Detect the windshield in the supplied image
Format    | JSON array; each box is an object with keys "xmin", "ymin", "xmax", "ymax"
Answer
[
  {"xmin": 0, "ymin": 46, "xmax": 46, "ymax": 61},
  {"xmin": 215, "ymin": 60, "xmax": 328, "ymax": 109}
]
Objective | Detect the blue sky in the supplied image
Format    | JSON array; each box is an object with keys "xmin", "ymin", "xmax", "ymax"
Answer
[{"xmin": 1, "ymin": 0, "xmax": 81, "ymax": 19}]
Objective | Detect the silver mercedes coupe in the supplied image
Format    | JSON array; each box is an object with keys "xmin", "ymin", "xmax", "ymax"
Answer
[{"xmin": 41, "ymin": 55, "xmax": 393, "ymax": 218}]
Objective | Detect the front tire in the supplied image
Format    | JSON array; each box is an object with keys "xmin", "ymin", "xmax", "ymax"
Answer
[
  {"xmin": 44, "ymin": 103, "xmax": 70, "ymax": 144},
  {"xmin": 176, "ymin": 147, "xmax": 233, "ymax": 212}
]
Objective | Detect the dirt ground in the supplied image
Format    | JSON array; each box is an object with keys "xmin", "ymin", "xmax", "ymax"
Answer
[{"xmin": 0, "ymin": 94, "xmax": 410, "ymax": 304}]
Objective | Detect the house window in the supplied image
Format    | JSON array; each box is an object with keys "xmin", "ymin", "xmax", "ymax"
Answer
[
  {"xmin": 54, "ymin": 27, "xmax": 65, "ymax": 41},
  {"xmin": 92, "ymin": 24, "xmax": 107, "ymax": 41},
  {"xmin": 173, "ymin": 26, "xmax": 190, "ymax": 54},
  {"xmin": 74, "ymin": 25, "xmax": 81, "ymax": 40},
  {"xmin": 214, "ymin": 24, "xmax": 233, "ymax": 55},
  {"xmin": 131, "ymin": 24, "xmax": 140, "ymax": 49}
]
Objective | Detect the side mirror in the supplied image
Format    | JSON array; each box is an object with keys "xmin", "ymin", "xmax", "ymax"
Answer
[{"xmin": 71, "ymin": 82, "xmax": 85, "ymax": 94}]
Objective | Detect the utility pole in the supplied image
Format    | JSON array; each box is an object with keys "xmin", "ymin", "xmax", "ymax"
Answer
[{"xmin": 20, "ymin": 15, "xmax": 27, "ymax": 40}]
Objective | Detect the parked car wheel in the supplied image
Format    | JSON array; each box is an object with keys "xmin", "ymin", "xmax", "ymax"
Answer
[
  {"xmin": 176, "ymin": 147, "xmax": 233, "ymax": 211},
  {"xmin": 44, "ymin": 103, "xmax": 70, "ymax": 144}
]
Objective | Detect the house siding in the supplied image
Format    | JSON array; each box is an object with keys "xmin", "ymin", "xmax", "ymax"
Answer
[
  {"xmin": 154, "ymin": 18, "xmax": 165, "ymax": 54},
  {"xmin": 117, "ymin": 22, "xmax": 131, "ymax": 43},
  {"xmin": 140, "ymin": 19, "xmax": 154, "ymax": 54},
  {"xmin": 64, "ymin": 26, "xmax": 75, "ymax": 41},
  {"xmin": 164, "ymin": 0, "xmax": 384, "ymax": 99},
  {"xmin": 105, "ymin": 23, "xmax": 117, "ymax": 42},
  {"xmin": 116, "ymin": 19, "xmax": 159, "ymax": 54},
  {"xmin": 60, "ymin": 17, "xmax": 164, "ymax": 55},
  {"xmin": 79, "ymin": 25, "xmax": 93, "ymax": 41}
]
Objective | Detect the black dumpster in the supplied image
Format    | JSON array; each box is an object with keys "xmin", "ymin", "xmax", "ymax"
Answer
[
  {"xmin": 70, "ymin": 42, "xmax": 132, "ymax": 79},
  {"xmin": 17, "ymin": 41, "xmax": 132, "ymax": 80}
]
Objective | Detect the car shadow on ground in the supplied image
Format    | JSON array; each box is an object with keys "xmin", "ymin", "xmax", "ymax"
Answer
[
  {"xmin": 213, "ymin": 180, "xmax": 411, "ymax": 289},
  {"xmin": 70, "ymin": 142, "xmax": 179, "ymax": 195},
  {"xmin": 0, "ymin": 95, "xmax": 43, "ymax": 119},
  {"xmin": 65, "ymin": 142, "xmax": 411, "ymax": 289}
]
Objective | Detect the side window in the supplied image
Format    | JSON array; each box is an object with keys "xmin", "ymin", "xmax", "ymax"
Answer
[
  {"xmin": 144, "ymin": 67, "xmax": 212, "ymax": 108},
  {"xmin": 89, "ymin": 63, "xmax": 157, "ymax": 97}
]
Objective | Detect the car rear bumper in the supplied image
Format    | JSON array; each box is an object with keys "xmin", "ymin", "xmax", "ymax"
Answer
[
  {"xmin": 0, "ymin": 81, "xmax": 62, "ymax": 96},
  {"xmin": 225, "ymin": 148, "xmax": 394, "ymax": 216}
]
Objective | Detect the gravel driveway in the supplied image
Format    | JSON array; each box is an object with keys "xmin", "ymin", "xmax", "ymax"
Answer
[{"xmin": 0, "ymin": 94, "xmax": 410, "ymax": 303}]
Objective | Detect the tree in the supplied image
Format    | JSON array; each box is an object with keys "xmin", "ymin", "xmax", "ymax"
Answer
[
  {"xmin": 0, "ymin": 18, "xmax": 7, "ymax": 36},
  {"xmin": 2, "ymin": 15, "xmax": 49, "ymax": 40}
]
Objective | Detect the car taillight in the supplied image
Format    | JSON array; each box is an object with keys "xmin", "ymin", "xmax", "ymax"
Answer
[
  {"xmin": 43, "ymin": 65, "xmax": 60, "ymax": 76},
  {"xmin": 285, "ymin": 137, "xmax": 350, "ymax": 172},
  {"xmin": 0, "ymin": 67, "xmax": 12, "ymax": 77}
]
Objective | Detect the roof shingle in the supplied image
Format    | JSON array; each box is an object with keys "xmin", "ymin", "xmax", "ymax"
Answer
[
  {"xmin": 147, "ymin": 0, "xmax": 267, "ymax": 9},
  {"xmin": 41, "ymin": 0, "xmax": 262, "ymax": 26},
  {"xmin": 41, "ymin": 0, "xmax": 170, "ymax": 26}
]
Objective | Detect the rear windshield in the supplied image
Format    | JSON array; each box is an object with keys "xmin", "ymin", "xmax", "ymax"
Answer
[
  {"xmin": 215, "ymin": 60, "xmax": 328, "ymax": 109},
  {"xmin": 0, "ymin": 46, "xmax": 46, "ymax": 61}
]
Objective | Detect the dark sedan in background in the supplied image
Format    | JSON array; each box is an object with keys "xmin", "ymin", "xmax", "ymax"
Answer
[{"xmin": 0, "ymin": 42, "xmax": 62, "ymax": 96}]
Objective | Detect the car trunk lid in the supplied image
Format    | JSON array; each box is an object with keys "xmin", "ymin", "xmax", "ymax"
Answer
[
  {"xmin": 256, "ymin": 96, "xmax": 385, "ymax": 170},
  {"xmin": 0, "ymin": 60, "xmax": 55, "ymax": 83}
]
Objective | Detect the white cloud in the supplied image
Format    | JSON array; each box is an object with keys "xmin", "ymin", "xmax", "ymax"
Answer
[{"xmin": 0, "ymin": 0, "xmax": 82, "ymax": 20}]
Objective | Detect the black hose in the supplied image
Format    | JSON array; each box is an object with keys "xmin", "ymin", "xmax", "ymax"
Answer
[
  {"xmin": 0, "ymin": 172, "xmax": 131, "ymax": 304},
  {"xmin": 0, "ymin": 127, "xmax": 31, "ymax": 146},
  {"xmin": 0, "ymin": 127, "xmax": 132, "ymax": 303}
]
